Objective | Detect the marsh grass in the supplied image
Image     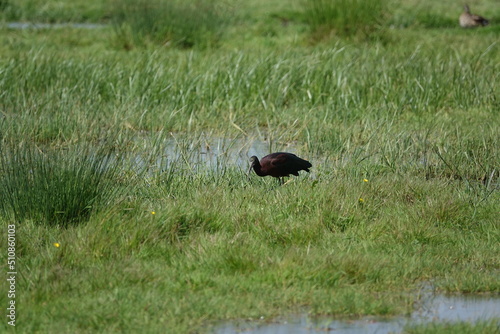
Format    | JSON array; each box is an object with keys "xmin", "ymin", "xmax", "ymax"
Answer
[
  {"xmin": 0, "ymin": 0, "xmax": 105, "ymax": 22},
  {"xmin": 0, "ymin": 0, "xmax": 499, "ymax": 332},
  {"xmin": 110, "ymin": 0, "xmax": 230, "ymax": 49},
  {"xmin": 302, "ymin": 0, "xmax": 387, "ymax": 40},
  {"xmin": 1, "ymin": 43, "xmax": 497, "ymax": 141},
  {"xmin": 4, "ymin": 164, "xmax": 497, "ymax": 332},
  {"xmin": 0, "ymin": 140, "xmax": 124, "ymax": 227}
]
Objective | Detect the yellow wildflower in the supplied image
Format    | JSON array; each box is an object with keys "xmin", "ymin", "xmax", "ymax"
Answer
[
  {"xmin": 151, "ymin": 211, "xmax": 156, "ymax": 215},
  {"xmin": 53, "ymin": 243, "xmax": 60, "ymax": 248},
  {"xmin": 363, "ymin": 178, "xmax": 368, "ymax": 182}
]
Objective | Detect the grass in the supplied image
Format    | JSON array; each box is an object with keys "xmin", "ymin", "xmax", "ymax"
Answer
[
  {"xmin": 0, "ymin": 139, "xmax": 125, "ymax": 227},
  {"xmin": 0, "ymin": 0, "xmax": 106, "ymax": 23},
  {"xmin": 302, "ymin": 0, "xmax": 387, "ymax": 41},
  {"xmin": 1, "ymin": 170, "xmax": 498, "ymax": 332},
  {"xmin": 109, "ymin": 0, "xmax": 231, "ymax": 49},
  {"xmin": 0, "ymin": 0, "xmax": 499, "ymax": 332}
]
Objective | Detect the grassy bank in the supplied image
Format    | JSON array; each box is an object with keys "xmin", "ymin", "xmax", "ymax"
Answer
[{"xmin": 0, "ymin": 0, "xmax": 499, "ymax": 332}]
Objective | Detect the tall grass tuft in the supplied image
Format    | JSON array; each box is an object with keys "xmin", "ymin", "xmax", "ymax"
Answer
[
  {"xmin": 110, "ymin": 0, "xmax": 230, "ymax": 49},
  {"xmin": 0, "ymin": 141, "xmax": 123, "ymax": 227},
  {"xmin": 302, "ymin": 0, "xmax": 387, "ymax": 40}
]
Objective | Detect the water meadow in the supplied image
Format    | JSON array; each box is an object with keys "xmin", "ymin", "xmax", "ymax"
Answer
[{"xmin": 0, "ymin": 0, "xmax": 499, "ymax": 332}]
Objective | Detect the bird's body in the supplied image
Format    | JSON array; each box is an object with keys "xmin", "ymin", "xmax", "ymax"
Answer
[
  {"xmin": 460, "ymin": 4, "xmax": 489, "ymax": 28},
  {"xmin": 249, "ymin": 152, "xmax": 312, "ymax": 184}
]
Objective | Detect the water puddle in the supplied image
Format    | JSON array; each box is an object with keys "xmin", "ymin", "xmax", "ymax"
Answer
[
  {"xmin": 4, "ymin": 22, "xmax": 107, "ymax": 30},
  {"xmin": 138, "ymin": 136, "xmax": 303, "ymax": 172},
  {"xmin": 216, "ymin": 294, "xmax": 500, "ymax": 334},
  {"xmin": 173, "ymin": 137, "xmax": 271, "ymax": 169},
  {"xmin": 412, "ymin": 293, "xmax": 499, "ymax": 323}
]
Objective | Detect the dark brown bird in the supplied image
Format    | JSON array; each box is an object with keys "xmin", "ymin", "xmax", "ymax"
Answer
[
  {"xmin": 249, "ymin": 152, "xmax": 312, "ymax": 184},
  {"xmin": 460, "ymin": 4, "xmax": 489, "ymax": 28}
]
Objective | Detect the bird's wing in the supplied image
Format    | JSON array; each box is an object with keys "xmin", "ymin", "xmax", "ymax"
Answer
[
  {"xmin": 269, "ymin": 154, "xmax": 290, "ymax": 167},
  {"xmin": 472, "ymin": 14, "xmax": 487, "ymax": 23}
]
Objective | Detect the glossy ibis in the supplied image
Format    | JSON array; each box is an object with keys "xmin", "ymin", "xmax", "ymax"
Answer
[
  {"xmin": 249, "ymin": 152, "xmax": 312, "ymax": 184},
  {"xmin": 460, "ymin": 4, "xmax": 489, "ymax": 28}
]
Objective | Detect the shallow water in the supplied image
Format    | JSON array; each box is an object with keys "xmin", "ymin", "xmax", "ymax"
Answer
[
  {"xmin": 216, "ymin": 294, "xmax": 500, "ymax": 334},
  {"xmin": 181, "ymin": 137, "xmax": 272, "ymax": 168},
  {"xmin": 144, "ymin": 136, "xmax": 302, "ymax": 172}
]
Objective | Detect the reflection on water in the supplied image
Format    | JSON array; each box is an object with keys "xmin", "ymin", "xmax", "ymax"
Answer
[{"xmin": 217, "ymin": 294, "xmax": 500, "ymax": 334}]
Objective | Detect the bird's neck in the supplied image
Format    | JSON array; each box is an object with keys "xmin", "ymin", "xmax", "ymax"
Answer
[{"xmin": 252, "ymin": 163, "xmax": 266, "ymax": 177}]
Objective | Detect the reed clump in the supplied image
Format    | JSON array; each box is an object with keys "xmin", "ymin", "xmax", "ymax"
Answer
[
  {"xmin": 110, "ymin": 0, "xmax": 230, "ymax": 49},
  {"xmin": 0, "ymin": 141, "xmax": 123, "ymax": 227},
  {"xmin": 302, "ymin": 0, "xmax": 387, "ymax": 40}
]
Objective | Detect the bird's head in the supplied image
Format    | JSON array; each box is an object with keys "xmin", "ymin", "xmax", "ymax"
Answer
[{"xmin": 248, "ymin": 156, "xmax": 259, "ymax": 174}]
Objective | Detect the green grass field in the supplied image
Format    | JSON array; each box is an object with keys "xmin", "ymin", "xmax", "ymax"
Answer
[{"xmin": 0, "ymin": 0, "xmax": 499, "ymax": 332}]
